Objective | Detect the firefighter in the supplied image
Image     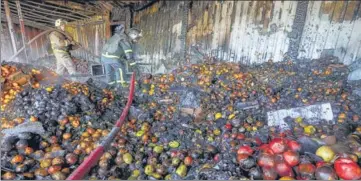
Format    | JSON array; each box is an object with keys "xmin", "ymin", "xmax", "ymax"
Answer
[
  {"xmin": 101, "ymin": 25, "xmax": 142, "ymax": 87},
  {"xmin": 49, "ymin": 19, "xmax": 80, "ymax": 75}
]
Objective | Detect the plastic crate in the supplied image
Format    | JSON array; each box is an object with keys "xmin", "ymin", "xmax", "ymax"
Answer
[{"xmin": 91, "ymin": 64, "xmax": 104, "ymax": 76}]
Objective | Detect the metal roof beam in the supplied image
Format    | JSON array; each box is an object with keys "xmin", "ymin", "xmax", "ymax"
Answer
[
  {"xmin": 1, "ymin": 13, "xmax": 50, "ymax": 30},
  {"xmin": 8, "ymin": 1, "xmax": 83, "ymax": 21},
  {"xmin": 25, "ymin": 0, "xmax": 92, "ymax": 18},
  {"xmin": 5, "ymin": 5, "xmax": 58, "ymax": 23},
  {"xmin": 45, "ymin": 1, "xmax": 98, "ymax": 14},
  {"xmin": 1, "ymin": 7, "xmax": 55, "ymax": 26}
]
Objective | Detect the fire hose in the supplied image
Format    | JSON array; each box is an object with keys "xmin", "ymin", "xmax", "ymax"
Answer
[
  {"xmin": 66, "ymin": 73, "xmax": 136, "ymax": 180},
  {"xmin": 7, "ymin": 29, "xmax": 99, "ymax": 62}
]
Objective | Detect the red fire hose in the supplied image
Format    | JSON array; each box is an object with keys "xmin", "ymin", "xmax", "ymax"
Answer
[{"xmin": 66, "ymin": 73, "xmax": 136, "ymax": 180}]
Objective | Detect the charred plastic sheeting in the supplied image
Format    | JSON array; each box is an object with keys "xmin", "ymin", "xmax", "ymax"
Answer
[{"xmin": 267, "ymin": 103, "xmax": 334, "ymax": 130}]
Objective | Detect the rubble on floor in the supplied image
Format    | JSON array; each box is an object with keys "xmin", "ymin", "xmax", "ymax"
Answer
[
  {"xmin": 33, "ymin": 55, "xmax": 95, "ymax": 75},
  {"xmin": 1, "ymin": 57, "xmax": 361, "ymax": 180}
]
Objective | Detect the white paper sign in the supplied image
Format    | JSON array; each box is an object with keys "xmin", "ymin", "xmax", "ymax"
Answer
[{"xmin": 267, "ymin": 103, "xmax": 334, "ymax": 129}]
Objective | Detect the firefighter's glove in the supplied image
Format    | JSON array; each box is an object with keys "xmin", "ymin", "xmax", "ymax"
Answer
[
  {"xmin": 69, "ymin": 41, "xmax": 81, "ymax": 50},
  {"xmin": 70, "ymin": 41, "xmax": 81, "ymax": 46}
]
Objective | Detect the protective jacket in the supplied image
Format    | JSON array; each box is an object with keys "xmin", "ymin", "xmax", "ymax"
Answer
[
  {"xmin": 101, "ymin": 33, "xmax": 133, "ymax": 61},
  {"xmin": 49, "ymin": 31, "xmax": 72, "ymax": 53},
  {"xmin": 48, "ymin": 30, "xmax": 77, "ymax": 75}
]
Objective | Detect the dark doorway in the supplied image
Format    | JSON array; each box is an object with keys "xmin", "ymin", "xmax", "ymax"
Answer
[
  {"xmin": 110, "ymin": 23, "xmax": 126, "ymax": 36},
  {"xmin": 110, "ymin": 25, "xmax": 118, "ymax": 36}
]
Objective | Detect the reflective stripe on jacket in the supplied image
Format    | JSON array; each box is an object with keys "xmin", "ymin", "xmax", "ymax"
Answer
[
  {"xmin": 101, "ymin": 33, "xmax": 134, "ymax": 60},
  {"xmin": 101, "ymin": 52, "xmax": 120, "ymax": 59}
]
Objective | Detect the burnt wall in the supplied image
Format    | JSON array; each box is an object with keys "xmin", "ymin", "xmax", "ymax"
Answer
[
  {"xmin": 134, "ymin": 1, "xmax": 361, "ymax": 73},
  {"xmin": 1, "ymin": 23, "xmax": 48, "ymax": 63},
  {"xmin": 134, "ymin": 1, "xmax": 185, "ymax": 73},
  {"xmin": 298, "ymin": 1, "xmax": 361, "ymax": 65}
]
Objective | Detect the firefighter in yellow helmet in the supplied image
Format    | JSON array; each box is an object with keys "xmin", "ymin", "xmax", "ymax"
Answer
[
  {"xmin": 49, "ymin": 19, "xmax": 80, "ymax": 75},
  {"xmin": 101, "ymin": 25, "xmax": 142, "ymax": 87}
]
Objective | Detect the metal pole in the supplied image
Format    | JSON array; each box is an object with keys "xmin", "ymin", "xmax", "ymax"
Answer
[
  {"xmin": 1, "ymin": 0, "xmax": 2, "ymax": 63},
  {"xmin": 181, "ymin": 1, "xmax": 189, "ymax": 62},
  {"xmin": 94, "ymin": 24, "xmax": 99, "ymax": 56},
  {"xmin": 32, "ymin": 28, "xmax": 40, "ymax": 60},
  {"xmin": 105, "ymin": 11, "xmax": 111, "ymax": 39},
  {"xmin": 1, "ymin": 0, "xmax": 2, "ymax": 104},
  {"xmin": 76, "ymin": 25, "xmax": 83, "ymax": 59},
  {"xmin": 15, "ymin": 0, "xmax": 28, "ymax": 63},
  {"xmin": 4, "ymin": 0, "xmax": 17, "ymax": 60},
  {"xmin": 39, "ymin": 31, "xmax": 45, "ymax": 57}
]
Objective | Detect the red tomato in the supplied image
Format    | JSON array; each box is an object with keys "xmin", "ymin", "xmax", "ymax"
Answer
[
  {"xmin": 258, "ymin": 153, "xmax": 275, "ymax": 168},
  {"xmin": 283, "ymin": 150, "xmax": 300, "ymax": 167},
  {"xmin": 269, "ymin": 138, "xmax": 286, "ymax": 154},
  {"xmin": 287, "ymin": 140, "xmax": 301, "ymax": 152},
  {"xmin": 236, "ymin": 154, "xmax": 249, "ymax": 163},
  {"xmin": 237, "ymin": 145, "xmax": 253, "ymax": 156},
  {"xmin": 225, "ymin": 123, "xmax": 232, "ymax": 130},
  {"xmin": 276, "ymin": 162, "xmax": 294, "ymax": 177},
  {"xmin": 259, "ymin": 144, "xmax": 275, "ymax": 155},
  {"xmin": 237, "ymin": 133, "xmax": 245, "ymax": 140},
  {"xmin": 262, "ymin": 167, "xmax": 277, "ymax": 180},
  {"xmin": 184, "ymin": 156, "xmax": 193, "ymax": 166},
  {"xmin": 334, "ymin": 158, "xmax": 361, "ymax": 180}
]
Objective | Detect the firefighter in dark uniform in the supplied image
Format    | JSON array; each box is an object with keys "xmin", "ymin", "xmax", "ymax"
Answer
[{"xmin": 101, "ymin": 25, "xmax": 142, "ymax": 87}]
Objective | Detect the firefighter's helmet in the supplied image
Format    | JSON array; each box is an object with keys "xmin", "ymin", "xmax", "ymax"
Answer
[
  {"xmin": 55, "ymin": 19, "xmax": 67, "ymax": 27},
  {"xmin": 114, "ymin": 24, "xmax": 125, "ymax": 33},
  {"xmin": 127, "ymin": 28, "xmax": 143, "ymax": 41}
]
